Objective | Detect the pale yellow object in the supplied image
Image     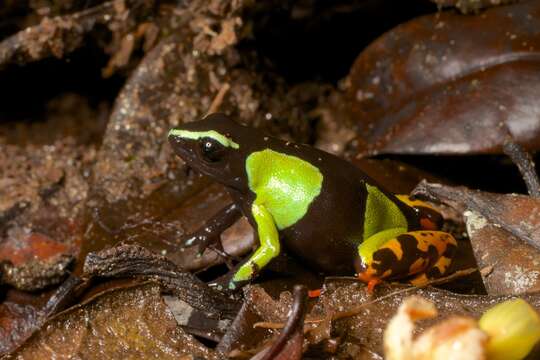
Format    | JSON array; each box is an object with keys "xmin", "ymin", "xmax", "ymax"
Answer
[
  {"xmin": 479, "ymin": 298, "xmax": 540, "ymax": 360},
  {"xmin": 384, "ymin": 297, "xmax": 540, "ymax": 360}
]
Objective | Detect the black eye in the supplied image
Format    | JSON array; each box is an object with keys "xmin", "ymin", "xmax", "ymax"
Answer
[{"xmin": 200, "ymin": 138, "xmax": 226, "ymax": 162}]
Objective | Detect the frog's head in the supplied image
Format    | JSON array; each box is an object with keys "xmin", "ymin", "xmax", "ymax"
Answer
[{"xmin": 168, "ymin": 113, "xmax": 251, "ymax": 190}]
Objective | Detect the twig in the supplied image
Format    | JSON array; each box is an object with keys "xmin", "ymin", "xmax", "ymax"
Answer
[
  {"xmin": 257, "ymin": 285, "xmax": 308, "ymax": 360},
  {"xmin": 503, "ymin": 140, "xmax": 540, "ymax": 198},
  {"xmin": 253, "ymin": 268, "xmax": 477, "ymax": 329},
  {"xmin": 206, "ymin": 83, "xmax": 230, "ymax": 115}
]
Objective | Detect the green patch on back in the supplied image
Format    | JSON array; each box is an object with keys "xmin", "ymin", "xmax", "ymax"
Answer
[
  {"xmin": 246, "ymin": 149, "xmax": 323, "ymax": 230},
  {"xmin": 363, "ymin": 184, "xmax": 408, "ymax": 240},
  {"xmin": 168, "ymin": 129, "xmax": 239, "ymax": 149}
]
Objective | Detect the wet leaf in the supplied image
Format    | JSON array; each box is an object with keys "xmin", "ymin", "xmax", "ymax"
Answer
[
  {"xmin": 1, "ymin": 254, "xmax": 73, "ymax": 292},
  {"xmin": 0, "ymin": 302, "xmax": 39, "ymax": 356},
  {"xmin": 413, "ymin": 181, "xmax": 540, "ymax": 294},
  {"xmin": 8, "ymin": 283, "xmax": 218, "ymax": 359},
  {"xmin": 347, "ymin": 1, "xmax": 540, "ymax": 157}
]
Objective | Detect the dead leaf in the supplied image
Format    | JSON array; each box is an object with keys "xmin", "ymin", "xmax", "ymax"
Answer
[
  {"xmin": 347, "ymin": 1, "xmax": 540, "ymax": 157},
  {"xmin": 8, "ymin": 283, "xmax": 218, "ymax": 359},
  {"xmin": 0, "ymin": 302, "xmax": 39, "ymax": 356}
]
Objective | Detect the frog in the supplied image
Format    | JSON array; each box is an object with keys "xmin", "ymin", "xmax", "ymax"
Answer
[{"xmin": 168, "ymin": 113, "xmax": 457, "ymax": 291}]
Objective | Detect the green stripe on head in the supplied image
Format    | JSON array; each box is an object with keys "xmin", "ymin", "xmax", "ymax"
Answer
[{"xmin": 168, "ymin": 129, "xmax": 240, "ymax": 149}]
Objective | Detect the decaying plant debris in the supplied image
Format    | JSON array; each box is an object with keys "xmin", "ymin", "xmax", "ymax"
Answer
[{"xmin": 2, "ymin": 0, "xmax": 540, "ymax": 359}]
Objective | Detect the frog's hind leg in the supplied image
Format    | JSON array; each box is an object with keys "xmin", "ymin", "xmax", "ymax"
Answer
[
  {"xmin": 408, "ymin": 234, "xmax": 457, "ymax": 287},
  {"xmin": 357, "ymin": 230, "xmax": 457, "ymax": 291}
]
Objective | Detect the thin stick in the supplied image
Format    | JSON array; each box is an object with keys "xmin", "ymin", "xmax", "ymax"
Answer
[
  {"xmin": 206, "ymin": 83, "xmax": 230, "ymax": 115},
  {"xmin": 503, "ymin": 140, "xmax": 540, "ymax": 198},
  {"xmin": 257, "ymin": 285, "xmax": 308, "ymax": 360},
  {"xmin": 253, "ymin": 268, "xmax": 477, "ymax": 329},
  {"xmin": 332, "ymin": 267, "xmax": 477, "ymax": 321}
]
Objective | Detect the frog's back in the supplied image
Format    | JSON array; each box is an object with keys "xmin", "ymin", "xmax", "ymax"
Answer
[
  {"xmin": 246, "ymin": 148, "xmax": 324, "ymax": 230},
  {"xmin": 244, "ymin": 135, "xmax": 419, "ymax": 274}
]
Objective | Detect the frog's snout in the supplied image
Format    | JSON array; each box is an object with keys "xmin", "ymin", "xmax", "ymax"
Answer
[{"xmin": 168, "ymin": 129, "xmax": 192, "ymax": 159}]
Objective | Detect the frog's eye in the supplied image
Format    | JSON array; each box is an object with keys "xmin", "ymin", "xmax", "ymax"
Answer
[{"xmin": 199, "ymin": 138, "xmax": 226, "ymax": 162}]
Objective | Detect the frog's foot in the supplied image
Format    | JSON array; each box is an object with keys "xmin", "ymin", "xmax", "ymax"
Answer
[
  {"xmin": 357, "ymin": 271, "xmax": 383, "ymax": 294},
  {"xmin": 227, "ymin": 278, "xmax": 249, "ymax": 292},
  {"xmin": 408, "ymin": 272, "xmax": 429, "ymax": 287},
  {"xmin": 228, "ymin": 258, "xmax": 263, "ymax": 291}
]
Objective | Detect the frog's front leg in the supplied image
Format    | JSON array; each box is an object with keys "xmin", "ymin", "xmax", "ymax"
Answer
[
  {"xmin": 182, "ymin": 203, "xmax": 241, "ymax": 255},
  {"xmin": 356, "ymin": 230, "xmax": 457, "ymax": 292},
  {"xmin": 229, "ymin": 203, "xmax": 280, "ymax": 290}
]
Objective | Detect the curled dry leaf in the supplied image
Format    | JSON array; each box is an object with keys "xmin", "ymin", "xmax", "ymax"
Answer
[
  {"xmin": 413, "ymin": 181, "xmax": 540, "ymax": 294},
  {"xmin": 6, "ymin": 283, "xmax": 218, "ymax": 360},
  {"xmin": 347, "ymin": 1, "xmax": 540, "ymax": 157},
  {"xmin": 83, "ymin": 244, "xmax": 241, "ymax": 320},
  {"xmin": 1, "ymin": 254, "xmax": 73, "ymax": 292}
]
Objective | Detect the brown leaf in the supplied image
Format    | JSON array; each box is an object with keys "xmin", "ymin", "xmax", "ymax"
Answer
[
  {"xmin": 413, "ymin": 181, "xmax": 540, "ymax": 294},
  {"xmin": 347, "ymin": 1, "xmax": 540, "ymax": 157},
  {"xmin": 0, "ymin": 232, "xmax": 70, "ymax": 266},
  {"xmin": 7, "ymin": 283, "xmax": 218, "ymax": 359},
  {"xmin": 0, "ymin": 302, "xmax": 39, "ymax": 356}
]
